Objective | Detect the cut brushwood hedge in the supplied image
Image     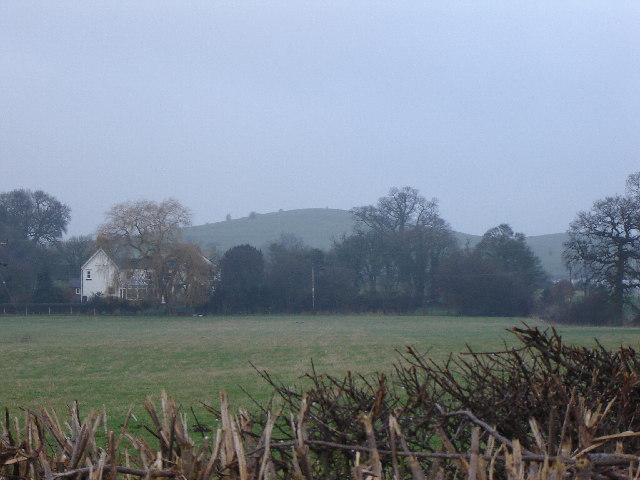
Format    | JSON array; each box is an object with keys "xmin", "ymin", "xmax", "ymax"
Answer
[{"xmin": 3, "ymin": 327, "xmax": 640, "ymax": 479}]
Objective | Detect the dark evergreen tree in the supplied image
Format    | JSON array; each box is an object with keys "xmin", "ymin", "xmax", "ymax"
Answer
[
  {"xmin": 475, "ymin": 224, "xmax": 547, "ymax": 289},
  {"xmin": 437, "ymin": 225, "xmax": 546, "ymax": 316},
  {"xmin": 215, "ymin": 244, "xmax": 265, "ymax": 313},
  {"xmin": 265, "ymin": 240, "xmax": 318, "ymax": 313},
  {"xmin": 437, "ymin": 251, "xmax": 535, "ymax": 316}
]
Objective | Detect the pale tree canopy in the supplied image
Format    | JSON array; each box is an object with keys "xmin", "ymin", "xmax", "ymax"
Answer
[
  {"xmin": 97, "ymin": 198, "xmax": 192, "ymax": 259},
  {"xmin": 96, "ymin": 198, "xmax": 212, "ymax": 307}
]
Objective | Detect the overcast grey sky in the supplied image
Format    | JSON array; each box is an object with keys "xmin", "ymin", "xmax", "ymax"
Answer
[{"xmin": 1, "ymin": 1, "xmax": 638, "ymax": 237}]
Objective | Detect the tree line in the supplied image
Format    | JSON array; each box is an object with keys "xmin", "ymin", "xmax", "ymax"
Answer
[
  {"xmin": 211, "ymin": 187, "xmax": 546, "ymax": 316},
  {"xmin": 1, "ymin": 174, "xmax": 639, "ymax": 323}
]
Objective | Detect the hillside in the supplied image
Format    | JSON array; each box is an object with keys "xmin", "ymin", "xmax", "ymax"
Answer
[
  {"xmin": 183, "ymin": 208, "xmax": 569, "ymax": 279},
  {"xmin": 453, "ymin": 231, "xmax": 569, "ymax": 280},
  {"xmin": 182, "ymin": 208, "xmax": 356, "ymax": 252},
  {"xmin": 523, "ymin": 233, "xmax": 570, "ymax": 280}
]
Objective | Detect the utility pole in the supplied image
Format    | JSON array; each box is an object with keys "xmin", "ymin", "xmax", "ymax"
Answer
[
  {"xmin": 0, "ymin": 240, "xmax": 18, "ymax": 313},
  {"xmin": 0, "ymin": 240, "xmax": 7, "ymax": 267},
  {"xmin": 311, "ymin": 264, "xmax": 315, "ymax": 312}
]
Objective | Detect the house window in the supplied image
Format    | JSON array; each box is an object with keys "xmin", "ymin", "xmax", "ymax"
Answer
[
  {"xmin": 86, "ymin": 270, "xmax": 92, "ymax": 280},
  {"xmin": 75, "ymin": 288, "xmax": 81, "ymax": 295},
  {"xmin": 126, "ymin": 286, "xmax": 148, "ymax": 301}
]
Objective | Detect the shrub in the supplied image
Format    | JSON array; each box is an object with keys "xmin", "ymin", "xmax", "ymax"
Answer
[{"xmin": 544, "ymin": 290, "xmax": 620, "ymax": 325}]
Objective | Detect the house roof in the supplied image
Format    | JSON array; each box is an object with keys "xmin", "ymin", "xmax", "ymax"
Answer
[{"xmin": 81, "ymin": 248, "xmax": 118, "ymax": 270}]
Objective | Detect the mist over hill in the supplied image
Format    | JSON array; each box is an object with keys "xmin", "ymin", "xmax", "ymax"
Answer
[
  {"xmin": 182, "ymin": 208, "xmax": 354, "ymax": 252},
  {"xmin": 183, "ymin": 208, "xmax": 569, "ymax": 279}
]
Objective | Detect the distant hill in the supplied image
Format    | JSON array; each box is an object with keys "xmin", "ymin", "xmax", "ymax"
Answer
[
  {"xmin": 183, "ymin": 208, "xmax": 569, "ymax": 279},
  {"xmin": 182, "ymin": 208, "xmax": 356, "ymax": 253},
  {"xmin": 453, "ymin": 231, "xmax": 569, "ymax": 280},
  {"xmin": 524, "ymin": 233, "xmax": 570, "ymax": 280}
]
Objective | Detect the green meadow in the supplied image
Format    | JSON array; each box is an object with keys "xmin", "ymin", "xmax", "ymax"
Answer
[{"xmin": 1, "ymin": 315, "xmax": 639, "ymax": 428}]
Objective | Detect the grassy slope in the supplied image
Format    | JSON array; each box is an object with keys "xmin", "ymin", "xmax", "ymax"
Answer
[
  {"xmin": 184, "ymin": 208, "xmax": 569, "ymax": 278},
  {"xmin": 182, "ymin": 208, "xmax": 357, "ymax": 252},
  {"xmin": 525, "ymin": 233, "xmax": 570, "ymax": 280},
  {"xmin": 1, "ymin": 315, "xmax": 637, "ymax": 426},
  {"xmin": 455, "ymin": 231, "xmax": 569, "ymax": 279}
]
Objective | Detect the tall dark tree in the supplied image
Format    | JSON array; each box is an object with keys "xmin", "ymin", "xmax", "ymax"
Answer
[
  {"xmin": 216, "ymin": 244, "xmax": 265, "ymax": 313},
  {"xmin": 438, "ymin": 225, "xmax": 545, "ymax": 316},
  {"xmin": 333, "ymin": 231, "xmax": 387, "ymax": 295},
  {"xmin": 437, "ymin": 251, "xmax": 534, "ymax": 316},
  {"xmin": 564, "ymin": 175, "xmax": 640, "ymax": 323},
  {"xmin": 0, "ymin": 226, "xmax": 47, "ymax": 303},
  {"xmin": 265, "ymin": 238, "xmax": 319, "ymax": 312},
  {"xmin": 0, "ymin": 189, "xmax": 70, "ymax": 245},
  {"xmin": 403, "ymin": 218, "xmax": 457, "ymax": 304},
  {"xmin": 0, "ymin": 189, "xmax": 70, "ymax": 304},
  {"xmin": 313, "ymin": 260, "xmax": 358, "ymax": 312},
  {"xmin": 475, "ymin": 224, "xmax": 547, "ymax": 289},
  {"xmin": 348, "ymin": 186, "xmax": 457, "ymax": 307}
]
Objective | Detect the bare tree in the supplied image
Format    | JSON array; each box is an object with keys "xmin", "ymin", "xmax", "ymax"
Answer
[
  {"xmin": 98, "ymin": 198, "xmax": 192, "ymax": 259},
  {"xmin": 348, "ymin": 186, "xmax": 456, "ymax": 306},
  {"xmin": 55, "ymin": 235, "xmax": 96, "ymax": 278},
  {"xmin": 154, "ymin": 243, "xmax": 213, "ymax": 308},
  {"xmin": 352, "ymin": 186, "xmax": 439, "ymax": 234},
  {"xmin": 564, "ymin": 172, "xmax": 640, "ymax": 322},
  {"xmin": 97, "ymin": 198, "xmax": 211, "ymax": 307},
  {"xmin": 626, "ymin": 171, "xmax": 640, "ymax": 198}
]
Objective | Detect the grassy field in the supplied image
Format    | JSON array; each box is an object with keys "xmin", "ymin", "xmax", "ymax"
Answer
[{"xmin": 1, "ymin": 314, "xmax": 639, "ymax": 429}]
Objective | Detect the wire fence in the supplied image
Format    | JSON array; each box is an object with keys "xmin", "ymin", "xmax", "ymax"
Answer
[{"xmin": 0, "ymin": 302, "xmax": 196, "ymax": 316}]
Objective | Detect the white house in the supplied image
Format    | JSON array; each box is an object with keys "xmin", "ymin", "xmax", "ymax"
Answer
[{"xmin": 80, "ymin": 249, "xmax": 151, "ymax": 302}]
